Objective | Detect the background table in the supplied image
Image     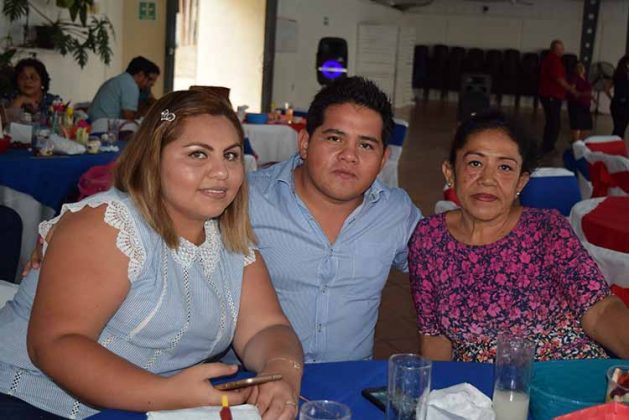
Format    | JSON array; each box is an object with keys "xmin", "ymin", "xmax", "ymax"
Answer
[
  {"xmin": 88, "ymin": 360, "xmax": 494, "ymax": 419},
  {"xmin": 243, "ymin": 123, "xmax": 298, "ymax": 166},
  {"xmin": 0, "ymin": 146, "xmax": 121, "ymax": 281}
]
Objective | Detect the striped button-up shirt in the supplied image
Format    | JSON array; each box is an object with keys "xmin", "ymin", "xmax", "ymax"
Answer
[{"xmin": 248, "ymin": 155, "xmax": 422, "ymax": 362}]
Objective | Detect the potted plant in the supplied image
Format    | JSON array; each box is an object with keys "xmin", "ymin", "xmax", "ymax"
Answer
[{"xmin": 1, "ymin": 0, "xmax": 114, "ymax": 68}]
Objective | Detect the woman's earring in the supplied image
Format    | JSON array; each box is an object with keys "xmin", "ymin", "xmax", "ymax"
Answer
[
  {"xmin": 516, "ymin": 191, "xmax": 521, "ymax": 197},
  {"xmin": 446, "ymin": 181, "xmax": 453, "ymax": 187}
]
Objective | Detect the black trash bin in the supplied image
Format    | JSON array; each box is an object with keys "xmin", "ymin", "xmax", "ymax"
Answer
[{"xmin": 458, "ymin": 74, "xmax": 492, "ymax": 120}]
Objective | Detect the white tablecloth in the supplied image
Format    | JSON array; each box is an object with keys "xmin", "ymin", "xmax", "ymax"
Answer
[{"xmin": 243, "ymin": 124, "xmax": 298, "ymax": 165}]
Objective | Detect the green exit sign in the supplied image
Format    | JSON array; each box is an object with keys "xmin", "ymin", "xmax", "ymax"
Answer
[{"xmin": 139, "ymin": 1, "xmax": 157, "ymax": 21}]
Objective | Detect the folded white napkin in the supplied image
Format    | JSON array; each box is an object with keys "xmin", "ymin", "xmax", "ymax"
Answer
[
  {"xmin": 9, "ymin": 122, "xmax": 33, "ymax": 144},
  {"xmin": 49, "ymin": 134, "xmax": 86, "ymax": 155},
  {"xmin": 426, "ymin": 383, "xmax": 495, "ymax": 420},
  {"xmin": 147, "ymin": 404, "xmax": 261, "ymax": 420}
]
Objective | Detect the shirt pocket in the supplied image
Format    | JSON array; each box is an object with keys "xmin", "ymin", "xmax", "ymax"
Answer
[{"xmin": 347, "ymin": 241, "xmax": 394, "ymax": 299}]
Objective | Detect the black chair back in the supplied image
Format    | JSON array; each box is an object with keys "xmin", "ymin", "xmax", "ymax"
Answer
[
  {"xmin": 0, "ymin": 206, "xmax": 22, "ymax": 282},
  {"xmin": 447, "ymin": 46, "xmax": 466, "ymax": 92}
]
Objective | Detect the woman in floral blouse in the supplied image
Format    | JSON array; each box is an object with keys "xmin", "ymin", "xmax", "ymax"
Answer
[{"xmin": 409, "ymin": 110, "xmax": 629, "ymax": 362}]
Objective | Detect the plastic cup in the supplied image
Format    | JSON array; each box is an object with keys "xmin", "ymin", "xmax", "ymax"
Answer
[
  {"xmin": 606, "ymin": 365, "xmax": 629, "ymax": 404},
  {"xmin": 299, "ymin": 400, "xmax": 351, "ymax": 420}
]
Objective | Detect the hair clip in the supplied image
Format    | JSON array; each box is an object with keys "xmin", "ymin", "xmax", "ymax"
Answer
[{"xmin": 160, "ymin": 109, "xmax": 175, "ymax": 122}]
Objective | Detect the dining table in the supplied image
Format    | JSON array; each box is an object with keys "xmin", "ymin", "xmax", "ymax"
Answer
[
  {"xmin": 570, "ymin": 196, "xmax": 629, "ymax": 305},
  {"xmin": 88, "ymin": 360, "xmax": 495, "ymax": 420},
  {"xmin": 0, "ymin": 144, "xmax": 122, "ymax": 281}
]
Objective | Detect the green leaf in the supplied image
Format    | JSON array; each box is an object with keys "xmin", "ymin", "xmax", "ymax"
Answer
[{"xmin": 2, "ymin": 0, "xmax": 29, "ymax": 21}]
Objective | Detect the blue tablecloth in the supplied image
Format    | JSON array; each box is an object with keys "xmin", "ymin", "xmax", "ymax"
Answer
[
  {"xmin": 88, "ymin": 360, "xmax": 494, "ymax": 419},
  {"xmin": 0, "ymin": 145, "xmax": 122, "ymax": 211}
]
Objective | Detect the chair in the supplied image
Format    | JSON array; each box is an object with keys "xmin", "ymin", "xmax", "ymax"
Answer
[
  {"xmin": 413, "ymin": 45, "xmax": 430, "ymax": 99},
  {"xmin": 463, "ymin": 48, "xmax": 485, "ymax": 74},
  {"xmin": 484, "ymin": 49, "xmax": 503, "ymax": 96},
  {"xmin": 0, "ymin": 205, "xmax": 22, "ymax": 283},
  {"xmin": 77, "ymin": 161, "xmax": 116, "ymax": 200},
  {"xmin": 378, "ymin": 118, "xmax": 408, "ymax": 188},
  {"xmin": 428, "ymin": 45, "xmax": 449, "ymax": 98},
  {"xmin": 519, "ymin": 52, "xmax": 540, "ymax": 109},
  {"xmin": 519, "ymin": 167, "xmax": 581, "ymax": 216},
  {"xmin": 434, "ymin": 200, "xmax": 459, "ymax": 214},
  {"xmin": 500, "ymin": 49, "xmax": 520, "ymax": 103},
  {"xmin": 583, "ymin": 135, "xmax": 628, "ymax": 157},
  {"xmin": 447, "ymin": 47, "xmax": 466, "ymax": 92},
  {"xmin": 573, "ymin": 140, "xmax": 629, "ymax": 198}
]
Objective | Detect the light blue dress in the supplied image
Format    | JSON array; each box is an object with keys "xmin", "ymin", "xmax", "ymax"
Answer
[{"xmin": 0, "ymin": 188, "xmax": 253, "ymax": 418}]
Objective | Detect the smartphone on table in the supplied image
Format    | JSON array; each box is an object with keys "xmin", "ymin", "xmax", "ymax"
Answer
[
  {"xmin": 361, "ymin": 386, "xmax": 387, "ymax": 411},
  {"xmin": 214, "ymin": 373, "xmax": 283, "ymax": 391}
]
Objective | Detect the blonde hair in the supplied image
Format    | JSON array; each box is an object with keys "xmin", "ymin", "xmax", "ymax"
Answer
[{"xmin": 114, "ymin": 89, "xmax": 255, "ymax": 254}]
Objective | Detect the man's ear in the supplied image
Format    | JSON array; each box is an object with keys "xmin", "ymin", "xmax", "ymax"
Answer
[
  {"xmin": 298, "ymin": 129, "xmax": 310, "ymax": 160},
  {"xmin": 379, "ymin": 145, "xmax": 391, "ymax": 171}
]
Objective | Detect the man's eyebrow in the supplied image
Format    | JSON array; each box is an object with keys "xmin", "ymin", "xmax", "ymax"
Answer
[{"xmin": 321, "ymin": 128, "xmax": 381, "ymax": 144}]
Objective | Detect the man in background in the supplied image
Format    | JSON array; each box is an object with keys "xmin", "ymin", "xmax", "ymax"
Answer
[
  {"xmin": 539, "ymin": 39, "xmax": 577, "ymax": 155},
  {"xmin": 88, "ymin": 56, "xmax": 160, "ymax": 121}
]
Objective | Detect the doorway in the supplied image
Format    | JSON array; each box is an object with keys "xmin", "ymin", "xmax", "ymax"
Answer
[{"xmin": 165, "ymin": 0, "xmax": 267, "ymax": 111}]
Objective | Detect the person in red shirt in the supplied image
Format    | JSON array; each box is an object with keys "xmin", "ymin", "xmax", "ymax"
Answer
[{"xmin": 539, "ymin": 40, "xmax": 578, "ymax": 154}]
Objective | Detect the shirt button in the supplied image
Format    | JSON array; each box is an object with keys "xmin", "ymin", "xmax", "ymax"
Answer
[
  {"xmin": 321, "ymin": 287, "xmax": 327, "ymax": 293},
  {"xmin": 317, "ymin": 324, "xmax": 322, "ymax": 333}
]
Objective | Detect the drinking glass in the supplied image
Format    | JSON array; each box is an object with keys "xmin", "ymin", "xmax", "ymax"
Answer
[
  {"xmin": 299, "ymin": 400, "xmax": 351, "ymax": 420},
  {"xmin": 492, "ymin": 333, "xmax": 535, "ymax": 420},
  {"xmin": 107, "ymin": 119, "xmax": 120, "ymax": 143},
  {"xmin": 386, "ymin": 353, "xmax": 432, "ymax": 420},
  {"xmin": 606, "ymin": 365, "xmax": 629, "ymax": 404}
]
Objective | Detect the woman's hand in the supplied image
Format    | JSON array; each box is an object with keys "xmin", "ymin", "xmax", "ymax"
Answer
[
  {"xmin": 247, "ymin": 363, "xmax": 301, "ymax": 420},
  {"xmin": 11, "ymin": 94, "xmax": 39, "ymax": 111},
  {"xmin": 164, "ymin": 363, "xmax": 252, "ymax": 408},
  {"xmin": 22, "ymin": 236, "xmax": 44, "ymax": 276}
]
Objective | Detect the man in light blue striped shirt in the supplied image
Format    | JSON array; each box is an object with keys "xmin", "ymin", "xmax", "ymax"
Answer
[{"xmin": 248, "ymin": 77, "xmax": 422, "ymax": 362}]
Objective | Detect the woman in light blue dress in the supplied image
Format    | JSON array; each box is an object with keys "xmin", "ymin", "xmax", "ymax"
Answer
[{"xmin": 0, "ymin": 90, "xmax": 303, "ymax": 419}]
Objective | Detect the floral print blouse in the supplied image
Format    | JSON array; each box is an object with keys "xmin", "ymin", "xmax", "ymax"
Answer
[{"xmin": 409, "ymin": 207, "xmax": 610, "ymax": 362}]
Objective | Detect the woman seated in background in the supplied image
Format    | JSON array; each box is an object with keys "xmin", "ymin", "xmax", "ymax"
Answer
[
  {"xmin": 0, "ymin": 90, "xmax": 303, "ymax": 419},
  {"xmin": 7, "ymin": 58, "xmax": 60, "ymax": 116},
  {"xmin": 409, "ymin": 110, "xmax": 629, "ymax": 363}
]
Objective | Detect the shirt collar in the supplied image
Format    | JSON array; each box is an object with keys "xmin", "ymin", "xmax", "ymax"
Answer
[{"xmin": 272, "ymin": 153, "xmax": 388, "ymax": 204}]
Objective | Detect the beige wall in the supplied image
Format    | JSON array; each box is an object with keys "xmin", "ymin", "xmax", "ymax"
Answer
[
  {"xmin": 195, "ymin": 0, "xmax": 266, "ymax": 112},
  {"xmin": 122, "ymin": 0, "xmax": 167, "ymax": 97}
]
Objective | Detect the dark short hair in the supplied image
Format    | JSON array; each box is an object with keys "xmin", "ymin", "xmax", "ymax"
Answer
[
  {"xmin": 126, "ymin": 56, "xmax": 160, "ymax": 76},
  {"xmin": 14, "ymin": 58, "xmax": 50, "ymax": 93},
  {"xmin": 448, "ymin": 109, "xmax": 538, "ymax": 174},
  {"xmin": 306, "ymin": 76, "xmax": 394, "ymax": 147}
]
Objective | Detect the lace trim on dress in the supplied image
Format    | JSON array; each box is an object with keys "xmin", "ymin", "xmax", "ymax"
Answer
[
  {"xmin": 244, "ymin": 246, "xmax": 257, "ymax": 266},
  {"xmin": 38, "ymin": 197, "xmax": 147, "ymax": 283}
]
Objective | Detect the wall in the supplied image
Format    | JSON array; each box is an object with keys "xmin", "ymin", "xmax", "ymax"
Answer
[
  {"xmin": 195, "ymin": 0, "xmax": 266, "ymax": 111},
  {"xmin": 406, "ymin": 0, "xmax": 627, "ymax": 65},
  {"xmin": 0, "ymin": 0, "xmax": 124, "ymax": 103},
  {"xmin": 274, "ymin": 0, "xmax": 404, "ymax": 110},
  {"xmin": 122, "ymin": 0, "xmax": 166, "ymax": 98}
]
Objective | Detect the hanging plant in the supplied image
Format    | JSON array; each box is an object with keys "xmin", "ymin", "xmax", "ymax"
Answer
[{"xmin": 1, "ymin": 0, "xmax": 115, "ymax": 68}]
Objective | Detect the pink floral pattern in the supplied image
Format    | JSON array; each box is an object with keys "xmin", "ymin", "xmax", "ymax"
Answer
[{"xmin": 409, "ymin": 207, "xmax": 611, "ymax": 362}]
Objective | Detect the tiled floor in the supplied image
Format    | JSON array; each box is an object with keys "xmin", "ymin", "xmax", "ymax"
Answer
[{"xmin": 372, "ymin": 98, "xmax": 620, "ymax": 359}]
